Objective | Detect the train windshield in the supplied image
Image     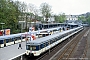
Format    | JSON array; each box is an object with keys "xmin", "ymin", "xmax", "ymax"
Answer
[{"xmin": 26, "ymin": 45, "xmax": 39, "ymax": 51}]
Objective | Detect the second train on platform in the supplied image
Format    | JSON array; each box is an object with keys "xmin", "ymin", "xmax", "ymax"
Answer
[{"xmin": 25, "ymin": 26, "xmax": 83, "ymax": 56}]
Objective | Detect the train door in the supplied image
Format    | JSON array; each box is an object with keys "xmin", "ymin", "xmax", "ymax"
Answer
[{"xmin": 4, "ymin": 39, "xmax": 6, "ymax": 47}]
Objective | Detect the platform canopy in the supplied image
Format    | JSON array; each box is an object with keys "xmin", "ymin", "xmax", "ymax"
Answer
[{"xmin": 68, "ymin": 23, "xmax": 78, "ymax": 26}]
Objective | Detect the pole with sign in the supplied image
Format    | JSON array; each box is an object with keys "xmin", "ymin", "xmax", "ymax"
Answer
[
  {"xmin": 29, "ymin": 27, "xmax": 32, "ymax": 41},
  {"xmin": 47, "ymin": 30, "xmax": 50, "ymax": 54}
]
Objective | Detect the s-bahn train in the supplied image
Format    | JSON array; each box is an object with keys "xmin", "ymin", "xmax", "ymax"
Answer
[
  {"xmin": 0, "ymin": 33, "xmax": 26, "ymax": 47},
  {"xmin": 25, "ymin": 26, "xmax": 83, "ymax": 56}
]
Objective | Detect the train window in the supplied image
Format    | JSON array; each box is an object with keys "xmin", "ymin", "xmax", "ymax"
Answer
[
  {"xmin": 16, "ymin": 37, "xmax": 21, "ymax": 40},
  {"xmin": 26, "ymin": 45, "xmax": 30, "ymax": 50},
  {"xmin": 15, "ymin": 38, "xmax": 17, "ymax": 41},
  {"xmin": 0, "ymin": 40, "xmax": 3, "ymax": 44},
  {"xmin": 40, "ymin": 43, "xmax": 45, "ymax": 48},
  {"xmin": 59, "ymin": 36, "xmax": 63, "ymax": 39},
  {"xmin": 55, "ymin": 38, "xmax": 57, "ymax": 41},
  {"xmin": 15, "ymin": 37, "xmax": 17, "ymax": 40},
  {"xmin": 12, "ymin": 38, "xmax": 14, "ymax": 41},
  {"xmin": 40, "ymin": 44, "xmax": 42, "ymax": 48},
  {"xmin": 63, "ymin": 34, "xmax": 65, "ymax": 37},
  {"xmin": 46, "ymin": 42, "xmax": 49, "ymax": 46},
  {"xmin": 26, "ymin": 45, "xmax": 39, "ymax": 51},
  {"xmin": 18, "ymin": 37, "xmax": 21, "ymax": 40},
  {"xmin": 65, "ymin": 33, "xmax": 68, "ymax": 36},
  {"xmin": 52, "ymin": 39, "xmax": 55, "ymax": 43},
  {"xmin": 44, "ymin": 43, "xmax": 46, "ymax": 47},
  {"xmin": 6, "ymin": 39, "xmax": 9, "ymax": 43},
  {"xmin": 56, "ymin": 37, "xmax": 59, "ymax": 40},
  {"xmin": 63, "ymin": 34, "xmax": 66, "ymax": 37},
  {"xmin": 8, "ymin": 39, "xmax": 10, "ymax": 42},
  {"xmin": 31, "ymin": 47, "xmax": 36, "ymax": 50},
  {"xmin": 58, "ymin": 36, "xmax": 61, "ymax": 39},
  {"xmin": 11, "ymin": 38, "xmax": 13, "ymax": 42},
  {"xmin": 9, "ymin": 39, "xmax": 12, "ymax": 42},
  {"xmin": 54, "ymin": 39, "xmax": 56, "ymax": 42},
  {"xmin": 56, "ymin": 37, "xmax": 60, "ymax": 40},
  {"xmin": 54, "ymin": 38, "xmax": 57, "ymax": 42},
  {"xmin": 50, "ymin": 40, "xmax": 52, "ymax": 44}
]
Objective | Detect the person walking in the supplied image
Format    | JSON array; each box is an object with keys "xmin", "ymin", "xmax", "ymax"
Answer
[{"xmin": 18, "ymin": 43, "xmax": 22, "ymax": 49}]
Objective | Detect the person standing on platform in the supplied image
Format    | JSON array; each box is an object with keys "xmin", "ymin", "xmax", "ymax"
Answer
[{"xmin": 18, "ymin": 43, "xmax": 22, "ymax": 49}]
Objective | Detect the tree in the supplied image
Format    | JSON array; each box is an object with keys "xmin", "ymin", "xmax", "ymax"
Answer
[
  {"xmin": 78, "ymin": 16, "xmax": 86, "ymax": 23},
  {"xmin": 54, "ymin": 15, "xmax": 59, "ymax": 23},
  {"xmin": 54, "ymin": 13, "xmax": 66, "ymax": 23},
  {"xmin": 28, "ymin": 3, "xmax": 35, "ymax": 22},
  {"xmin": 86, "ymin": 15, "xmax": 90, "ymax": 25},
  {"xmin": 85, "ymin": 12, "xmax": 90, "ymax": 25},
  {"xmin": 40, "ymin": 3, "xmax": 52, "ymax": 23},
  {"xmin": 19, "ymin": 2, "xmax": 27, "ymax": 31},
  {"xmin": 59, "ymin": 13, "xmax": 66, "ymax": 23},
  {"xmin": 0, "ymin": 0, "xmax": 21, "ymax": 33}
]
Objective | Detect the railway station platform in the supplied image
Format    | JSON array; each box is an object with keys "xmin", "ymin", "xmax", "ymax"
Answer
[
  {"xmin": 0, "ymin": 42, "xmax": 26, "ymax": 60},
  {"xmin": 0, "ymin": 27, "xmax": 64, "ymax": 60},
  {"xmin": 0, "ymin": 26, "xmax": 82, "ymax": 60}
]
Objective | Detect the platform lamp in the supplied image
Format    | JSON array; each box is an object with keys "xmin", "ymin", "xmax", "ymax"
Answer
[{"xmin": 47, "ymin": 30, "xmax": 50, "ymax": 54}]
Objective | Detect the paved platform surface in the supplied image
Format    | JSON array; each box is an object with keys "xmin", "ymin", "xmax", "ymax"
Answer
[{"xmin": 0, "ymin": 42, "xmax": 26, "ymax": 60}]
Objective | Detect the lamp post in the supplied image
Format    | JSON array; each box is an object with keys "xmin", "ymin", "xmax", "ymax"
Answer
[
  {"xmin": 19, "ymin": 21, "xmax": 25, "ymax": 33},
  {"xmin": 47, "ymin": 30, "xmax": 50, "ymax": 54},
  {"xmin": 38, "ymin": 28, "xmax": 40, "ymax": 38},
  {"xmin": 0, "ymin": 23, "xmax": 5, "ymax": 30},
  {"xmin": 29, "ymin": 27, "xmax": 32, "ymax": 41}
]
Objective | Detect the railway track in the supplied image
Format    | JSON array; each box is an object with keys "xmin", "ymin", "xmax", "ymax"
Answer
[
  {"xmin": 22, "ymin": 27, "xmax": 89, "ymax": 60},
  {"xmin": 57, "ymin": 27, "xmax": 89, "ymax": 60},
  {"xmin": 36, "ymin": 38, "xmax": 71, "ymax": 60}
]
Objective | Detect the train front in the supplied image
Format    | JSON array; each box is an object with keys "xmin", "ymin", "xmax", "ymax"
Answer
[{"xmin": 25, "ymin": 42, "xmax": 40, "ymax": 56}]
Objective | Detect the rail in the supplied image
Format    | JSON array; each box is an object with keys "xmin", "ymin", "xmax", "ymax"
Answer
[{"xmin": 57, "ymin": 28, "xmax": 89, "ymax": 60}]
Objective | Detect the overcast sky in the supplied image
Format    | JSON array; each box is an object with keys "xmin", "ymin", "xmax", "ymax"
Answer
[{"xmin": 17, "ymin": 0, "xmax": 90, "ymax": 15}]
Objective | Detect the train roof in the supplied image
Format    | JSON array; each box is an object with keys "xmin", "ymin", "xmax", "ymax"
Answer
[
  {"xmin": 26, "ymin": 27, "xmax": 62, "ymax": 34},
  {"xmin": 0, "ymin": 27, "xmax": 61, "ymax": 40},
  {"xmin": 27, "ymin": 33, "xmax": 60, "ymax": 45},
  {"xmin": 27, "ymin": 28, "xmax": 77, "ymax": 45},
  {"xmin": 42, "ymin": 23, "xmax": 65, "ymax": 25},
  {"xmin": 42, "ymin": 23, "xmax": 78, "ymax": 26},
  {"xmin": 26, "ymin": 26, "xmax": 83, "ymax": 45},
  {"xmin": 0, "ymin": 34, "xmax": 21, "ymax": 40}
]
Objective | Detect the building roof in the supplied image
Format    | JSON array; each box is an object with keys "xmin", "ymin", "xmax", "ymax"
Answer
[{"xmin": 68, "ymin": 23, "xmax": 78, "ymax": 25}]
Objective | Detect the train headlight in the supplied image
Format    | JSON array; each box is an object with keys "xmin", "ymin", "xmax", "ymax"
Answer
[{"xmin": 26, "ymin": 51, "xmax": 29, "ymax": 55}]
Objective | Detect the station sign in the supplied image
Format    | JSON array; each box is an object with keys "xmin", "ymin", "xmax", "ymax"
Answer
[
  {"xmin": 5, "ymin": 29, "xmax": 10, "ymax": 35},
  {"xmin": 0, "ymin": 31, "xmax": 3, "ymax": 36}
]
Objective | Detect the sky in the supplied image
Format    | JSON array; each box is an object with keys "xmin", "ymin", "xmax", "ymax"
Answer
[{"xmin": 16, "ymin": 0, "xmax": 90, "ymax": 15}]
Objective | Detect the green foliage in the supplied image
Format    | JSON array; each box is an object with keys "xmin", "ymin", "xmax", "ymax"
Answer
[
  {"xmin": 78, "ymin": 15, "xmax": 90, "ymax": 24},
  {"xmin": 0, "ymin": 0, "xmax": 21, "ymax": 34},
  {"xmin": 40, "ymin": 2, "xmax": 51, "ymax": 22},
  {"xmin": 54, "ymin": 13, "xmax": 66, "ymax": 23},
  {"xmin": 86, "ymin": 15, "xmax": 90, "ymax": 25},
  {"xmin": 78, "ymin": 16, "xmax": 86, "ymax": 21}
]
